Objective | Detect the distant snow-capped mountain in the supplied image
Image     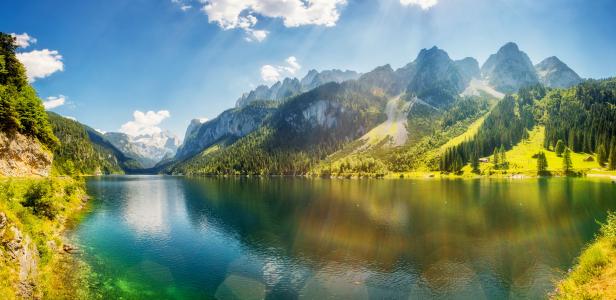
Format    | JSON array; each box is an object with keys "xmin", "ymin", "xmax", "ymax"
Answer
[{"xmin": 105, "ymin": 131, "xmax": 181, "ymax": 168}]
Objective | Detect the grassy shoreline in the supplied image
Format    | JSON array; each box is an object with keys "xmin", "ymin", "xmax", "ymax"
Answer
[
  {"xmin": 0, "ymin": 176, "xmax": 91, "ymax": 299},
  {"xmin": 553, "ymin": 212, "xmax": 616, "ymax": 299}
]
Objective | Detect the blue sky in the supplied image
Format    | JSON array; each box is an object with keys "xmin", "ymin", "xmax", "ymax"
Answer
[{"xmin": 2, "ymin": 0, "xmax": 615, "ymax": 138}]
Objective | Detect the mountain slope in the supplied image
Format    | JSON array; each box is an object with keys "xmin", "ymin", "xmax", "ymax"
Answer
[
  {"xmin": 176, "ymin": 101, "xmax": 278, "ymax": 160},
  {"xmin": 236, "ymin": 69, "xmax": 360, "ymax": 107},
  {"xmin": 406, "ymin": 46, "xmax": 468, "ymax": 107},
  {"xmin": 171, "ymin": 42, "xmax": 595, "ymax": 178},
  {"xmin": 105, "ymin": 131, "xmax": 180, "ymax": 168},
  {"xmin": 535, "ymin": 56, "xmax": 582, "ymax": 88},
  {"xmin": 47, "ymin": 112, "xmax": 142, "ymax": 175},
  {"xmin": 0, "ymin": 32, "xmax": 58, "ymax": 176},
  {"xmin": 169, "ymin": 79, "xmax": 390, "ymax": 175},
  {"xmin": 481, "ymin": 42, "xmax": 539, "ymax": 93}
]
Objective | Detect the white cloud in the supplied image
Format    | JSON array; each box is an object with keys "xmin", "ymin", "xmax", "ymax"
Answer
[
  {"xmin": 10, "ymin": 33, "xmax": 37, "ymax": 48},
  {"xmin": 171, "ymin": 0, "xmax": 192, "ymax": 11},
  {"xmin": 16, "ymin": 49, "xmax": 64, "ymax": 82},
  {"xmin": 260, "ymin": 56, "xmax": 301, "ymax": 82},
  {"xmin": 120, "ymin": 110, "xmax": 171, "ymax": 136},
  {"xmin": 95, "ymin": 128, "xmax": 106, "ymax": 134},
  {"xmin": 399, "ymin": 0, "xmax": 438, "ymax": 10},
  {"xmin": 245, "ymin": 29, "xmax": 269, "ymax": 42},
  {"xmin": 63, "ymin": 116, "xmax": 77, "ymax": 121},
  {"xmin": 43, "ymin": 95, "xmax": 66, "ymax": 110},
  {"xmin": 201, "ymin": 0, "xmax": 346, "ymax": 41}
]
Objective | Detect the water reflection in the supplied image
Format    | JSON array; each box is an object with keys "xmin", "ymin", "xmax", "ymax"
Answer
[{"xmin": 77, "ymin": 177, "xmax": 616, "ymax": 299}]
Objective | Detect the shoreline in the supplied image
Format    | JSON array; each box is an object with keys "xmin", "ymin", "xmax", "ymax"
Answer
[{"xmin": 0, "ymin": 177, "xmax": 92, "ymax": 299}]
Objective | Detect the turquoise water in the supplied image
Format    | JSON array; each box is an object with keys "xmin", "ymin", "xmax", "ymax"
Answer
[{"xmin": 71, "ymin": 176, "xmax": 616, "ymax": 299}]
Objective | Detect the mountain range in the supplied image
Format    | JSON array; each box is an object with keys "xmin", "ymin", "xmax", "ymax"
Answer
[
  {"xmin": 161, "ymin": 42, "xmax": 584, "ymax": 175},
  {"xmin": 2, "ymin": 38, "xmax": 612, "ymax": 178}
]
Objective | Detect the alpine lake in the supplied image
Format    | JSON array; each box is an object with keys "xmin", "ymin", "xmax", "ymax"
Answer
[{"xmin": 66, "ymin": 176, "xmax": 616, "ymax": 299}]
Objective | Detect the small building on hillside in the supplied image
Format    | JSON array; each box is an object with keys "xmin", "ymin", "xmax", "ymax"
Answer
[{"xmin": 479, "ymin": 158, "xmax": 490, "ymax": 163}]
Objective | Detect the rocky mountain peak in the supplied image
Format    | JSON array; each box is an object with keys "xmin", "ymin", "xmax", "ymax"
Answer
[
  {"xmin": 481, "ymin": 42, "xmax": 539, "ymax": 93},
  {"xmin": 535, "ymin": 56, "xmax": 582, "ymax": 88}
]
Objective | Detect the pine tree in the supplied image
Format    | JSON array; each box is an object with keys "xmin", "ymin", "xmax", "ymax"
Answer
[
  {"xmin": 555, "ymin": 140, "xmax": 565, "ymax": 157},
  {"xmin": 470, "ymin": 149, "xmax": 479, "ymax": 173},
  {"xmin": 562, "ymin": 148, "xmax": 572, "ymax": 174},
  {"xmin": 609, "ymin": 144, "xmax": 616, "ymax": 171},
  {"xmin": 597, "ymin": 143, "xmax": 608, "ymax": 167},
  {"xmin": 499, "ymin": 145, "xmax": 508, "ymax": 170},
  {"xmin": 537, "ymin": 151, "xmax": 548, "ymax": 175},
  {"xmin": 493, "ymin": 148, "xmax": 500, "ymax": 170}
]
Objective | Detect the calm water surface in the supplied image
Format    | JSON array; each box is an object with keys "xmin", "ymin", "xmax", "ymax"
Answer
[{"xmin": 71, "ymin": 176, "xmax": 616, "ymax": 299}]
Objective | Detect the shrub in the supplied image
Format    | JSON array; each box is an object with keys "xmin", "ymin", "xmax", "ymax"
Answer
[{"xmin": 21, "ymin": 180, "xmax": 59, "ymax": 220}]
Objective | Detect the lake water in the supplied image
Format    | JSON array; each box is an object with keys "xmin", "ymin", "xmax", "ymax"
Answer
[{"xmin": 70, "ymin": 176, "xmax": 616, "ymax": 299}]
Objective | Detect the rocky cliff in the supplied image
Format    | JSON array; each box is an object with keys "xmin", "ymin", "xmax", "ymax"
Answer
[
  {"xmin": 0, "ymin": 131, "xmax": 52, "ymax": 177},
  {"xmin": 535, "ymin": 56, "xmax": 582, "ymax": 88}
]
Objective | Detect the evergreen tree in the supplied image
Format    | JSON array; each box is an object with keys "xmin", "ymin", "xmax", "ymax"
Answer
[
  {"xmin": 555, "ymin": 140, "xmax": 565, "ymax": 157},
  {"xmin": 537, "ymin": 151, "xmax": 548, "ymax": 175},
  {"xmin": 562, "ymin": 148, "xmax": 572, "ymax": 174},
  {"xmin": 609, "ymin": 144, "xmax": 616, "ymax": 171},
  {"xmin": 470, "ymin": 149, "xmax": 479, "ymax": 173},
  {"xmin": 499, "ymin": 145, "xmax": 508, "ymax": 170},
  {"xmin": 493, "ymin": 148, "xmax": 500, "ymax": 169},
  {"xmin": 597, "ymin": 143, "xmax": 608, "ymax": 167}
]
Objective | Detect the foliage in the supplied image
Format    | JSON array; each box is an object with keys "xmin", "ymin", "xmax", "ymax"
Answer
[
  {"xmin": 609, "ymin": 142, "xmax": 616, "ymax": 170},
  {"xmin": 597, "ymin": 143, "xmax": 608, "ymax": 167},
  {"xmin": 0, "ymin": 177, "xmax": 87, "ymax": 298},
  {"xmin": 542, "ymin": 79, "xmax": 616, "ymax": 155},
  {"xmin": 555, "ymin": 140, "xmax": 565, "ymax": 156},
  {"xmin": 0, "ymin": 32, "xmax": 58, "ymax": 149},
  {"xmin": 21, "ymin": 181, "xmax": 59, "ymax": 219},
  {"xmin": 170, "ymin": 80, "xmax": 389, "ymax": 175},
  {"xmin": 440, "ymin": 79, "xmax": 616, "ymax": 176},
  {"xmin": 554, "ymin": 212, "xmax": 616, "ymax": 299},
  {"xmin": 536, "ymin": 151, "xmax": 548, "ymax": 175},
  {"xmin": 47, "ymin": 112, "xmax": 129, "ymax": 175},
  {"xmin": 562, "ymin": 148, "xmax": 572, "ymax": 174}
]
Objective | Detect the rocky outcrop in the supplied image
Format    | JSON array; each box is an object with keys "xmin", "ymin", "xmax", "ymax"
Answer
[
  {"xmin": 300, "ymin": 69, "xmax": 360, "ymax": 91},
  {"xmin": 406, "ymin": 46, "xmax": 468, "ymax": 107},
  {"xmin": 0, "ymin": 212, "xmax": 39, "ymax": 298},
  {"xmin": 455, "ymin": 57, "xmax": 481, "ymax": 82},
  {"xmin": 481, "ymin": 42, "xmax": 539, "ymax": 93},
  {"xmin": 236, "ymin": 69, "xmax": 360, "ymax": 107},
  {"xmin": 535, "ymin": 56, "xmax": 582, "ymax": 88},
  {"xmin": 0, "ymin": 131, "xmax": 52, "ymax": 177},
  {"xmin": 176, "ymin": 103, "xmax": 276, "ymax": 159}
]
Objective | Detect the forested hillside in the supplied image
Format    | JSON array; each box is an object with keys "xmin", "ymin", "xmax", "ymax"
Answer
[
  {"xmin": 169, "ymin": 80, "xmax": 389, "ymax": 175},
  {"xmin": 0, "ymin": 33, "xmax": 58, "ymax": 149},
  {"xmin": 440, "ymin": 79, "xmax": 616, "ymax": 175},
  {"xmin": 167, "ymin": 43, "xmax": 612, "ymax": 178},
  {"xmin": 47, "ymin": 112, "xmax": 142, "ymax": 175}
]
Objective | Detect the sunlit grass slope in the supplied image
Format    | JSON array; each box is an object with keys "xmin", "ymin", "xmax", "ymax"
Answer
[
  {"xmin": 554, "ymin": 212, "xmax": 616, "ymax": 299},
  {"xmin": 0, "ymin": 177, "xmax": 89, "ymax": 299},
  {"xmin": 455, "ymin": 126, "xmax": 608, "ymax": 177}
]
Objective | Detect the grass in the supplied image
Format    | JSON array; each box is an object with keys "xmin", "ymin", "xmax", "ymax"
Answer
[
  {"xmin": 438, "ymin": 115, "xmax": 486, "ymax": 152},
  {"xmin": 0, "ymin": 176, "xmax": 89, "ymax": 299},
  {"xmin": 553, "ymin": 212, "xmax": 616, "ymax": 299},
  {"xmin": 454, "ymin": 126, "xmax": 608, "ymax": 177}
]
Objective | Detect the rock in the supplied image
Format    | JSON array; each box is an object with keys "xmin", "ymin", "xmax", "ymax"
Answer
[
  {"xmin": 535, "ymin": 56, "xmax": 582, "ymax": 88},
  {"xmin": 0, "ymin": 212, "xmax": 7, "ymax": 229},
  {"xmin": 0, "ymin": 131, "xmax": 52, "ymax": 177},
  {"xmin": 481, "ymin": 42, "xmax": 539, "ymax": 93},
  {"xmin": 63, "ymin": 244, "xmax": 80, "ymax": 253}
]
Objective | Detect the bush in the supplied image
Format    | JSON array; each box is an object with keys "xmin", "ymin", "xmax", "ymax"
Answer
[{"xmin": 21, "ymin": 180, "xmax": 59, "ymax": 220}]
